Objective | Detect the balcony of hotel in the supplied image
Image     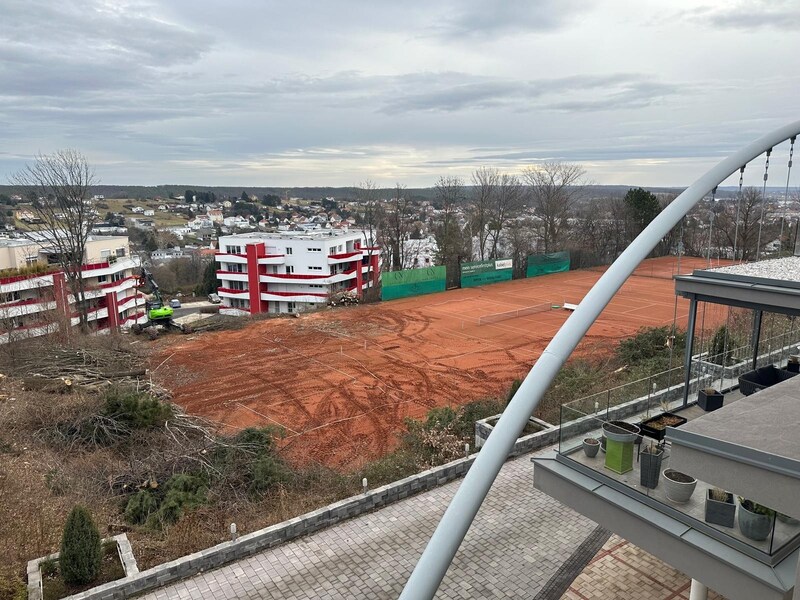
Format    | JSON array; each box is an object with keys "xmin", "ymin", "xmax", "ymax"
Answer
[
  {"xmin": 217, "ymin": 287, "xmax": 249, "ymax": 298},
  {"xmin": 216, "ymin": 269, "xmax": 249, "ymax": 283},
  {"xmin": 259, "ymin": 270, "xmax": 357, "ymax": 285},
  {"xmin": 533, "ymin": 257, "xmax": 800, "ymax": 600},
  {"xmin": 327, "ymin": 251, "xmax": 362, "ymax": 265},
  {"xmin": 256, "ymin": 254, "xmax": 285, "ymax": 265},
  {"xmin": 214, "ymin": 252, "xmax": 248, "ymax": 264}
]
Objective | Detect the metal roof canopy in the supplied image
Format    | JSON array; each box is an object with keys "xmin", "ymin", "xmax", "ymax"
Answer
[{"xmin": 675, "ymin": 266, "xmax": 800, "ymax": 317}]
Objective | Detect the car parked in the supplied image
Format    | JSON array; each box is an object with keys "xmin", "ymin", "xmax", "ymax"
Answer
[
  {"xmin": 208, "ymin": 293, "xmax": 221, "ymax": 304},
  {"xmin": 169, "ymin": 298, "xmax": 181, "ymax": 308}
]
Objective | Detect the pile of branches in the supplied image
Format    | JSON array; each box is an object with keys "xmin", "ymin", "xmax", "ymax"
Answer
[{"xmin": 6, "ymin": 341, "xmax": 166, "ymax": 396}]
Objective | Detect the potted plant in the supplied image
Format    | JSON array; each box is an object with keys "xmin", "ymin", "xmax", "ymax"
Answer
[
  {"xmin": 738, "ymin": 498, "xmax": 775, "ymax": 541},
  {"xmin": 639, "ymin": 443, "xmax": 663, "ymax": 489},
  {"xmin": 640, "ymin": 412, "xmax": 688, "ymax": 441},
  {"xmin": 705, "ymin": 488, "xmax": 735, "ymax": 527},
  {"xmin": 582, "ymin": 438, "xmax": 600, "ymax": 458},
  {"xmin": 662, "ymin": 469, "xmax": 697, "ymax": 503},
  {"xmin": 697, "ymin": 387, "xmax": 724, "ymax": 412}
]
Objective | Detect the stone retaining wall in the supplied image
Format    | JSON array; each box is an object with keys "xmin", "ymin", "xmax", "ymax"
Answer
[{"xmin": 27, "ymin": 534, "xmax": 138, "ymax": 600}]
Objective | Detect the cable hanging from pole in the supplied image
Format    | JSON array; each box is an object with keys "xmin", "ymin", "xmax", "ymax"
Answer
[
  {"xmin": 778, "ymin": 137, "xmax": 795, "ymax": 256},
  {"xmin": 732, "ymin": 166, "xmax": 745, "ymax": 262},
  {"xmin": 756, "ymin": 148, "xmax": 771, "ymax": 261}
]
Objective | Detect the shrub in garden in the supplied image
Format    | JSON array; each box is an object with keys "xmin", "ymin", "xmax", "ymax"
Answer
[
  {"xmin": 124, "ymin": 490, "xmax": 158, "ymax": 525},
  {"xmin": 59, "ymin": 505, "xmax": 102, "ymax": 585}
]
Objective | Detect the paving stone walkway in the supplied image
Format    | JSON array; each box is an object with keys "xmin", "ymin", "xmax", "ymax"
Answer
[
  {"xmin": 562, "ymin": 535, "xmax": 727, "ymax": 600},
  {"xmin": 142, "ymin": 449, "xmax": 597, "ymax": 599}
]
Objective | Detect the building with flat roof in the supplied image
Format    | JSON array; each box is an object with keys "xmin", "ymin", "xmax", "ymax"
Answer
[
  {"xmin": 215, "ymin": 230, "xmax": 379, "ymax": 315},
  {"xmin": 0, "ymin": 235, "xmax": 146, "ymax": 342}
]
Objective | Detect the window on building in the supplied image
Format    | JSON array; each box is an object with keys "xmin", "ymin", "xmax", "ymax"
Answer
[
  {"xmin": 309, "ymin": 284, "xmax": 324, "ymax": 289},
  {"xmin": 230, "ymin": 298, "xmax": 249, "ymax": 309},
  {"xmin": 116, "ymin": 247, "xmax": 126, "ymax": 257},
  {"xmin": 229, "ymin": 280, "xmax": 246, "ymax": 291},
  {"xmin": 308, "ymin": 266, "xmax": 323, "ymax": 271},
  {"xmin": 287, "ymin": 301, "xmax": 296, "ymax": 313},
  {"xmin": 97, "ymin": 275, "xmax": 108, "ymax": 283},
  {"xmin": 225, "ymin": 245, "xmax": 242, "ymax": 254},
  {"xmin": 111, "ymin": 271, "xmax": 124, "ymax": 283},
  {"xmin": 227, "ymin": 263, "xmax": 244, "ymax": 273},
  {"xmin": 286, "ymin": 266, "xmax": 294, "ymax": 274},
  {"xmin": 100, "ymin": 249, "xmax": 111, "ymax": 258},
  {"xmin": 0, "ymin": 291, "xmax": 20, "ymax": 304},
  {"xmin": 307, "ymin": 247, "xmax": 321, "ymax": 252},
  {"xmin": 285, "ymin": 247, "xmax": 293, "ymax": 255}
]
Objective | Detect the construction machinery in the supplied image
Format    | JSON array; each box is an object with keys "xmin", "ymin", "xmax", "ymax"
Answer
[{"xmin": 130, "ymin": 267, "xmax": 191, "ymax": 337}]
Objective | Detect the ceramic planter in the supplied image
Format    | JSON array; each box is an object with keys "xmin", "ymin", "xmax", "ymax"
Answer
[
  {"xmin": 662, "ymin": 469, "xmax": 697, "ymax": 503},
  {"xmin": 602, "ymin": 421, "xmax": 640, "ymax": 475},
  {"xmin": 639, "ymin": 448, "xmax": 663, "ymax": 489},
  {"xmin": 705, "ymin": 491, "xmax": 735, "ymax": 528},
  {"xmin": 738, "ymin": 501, "xmax": 774, "ymax": 541},
  {"xmin": 582, "ymin": 438, "xmax": 600, "ymax": 458}
]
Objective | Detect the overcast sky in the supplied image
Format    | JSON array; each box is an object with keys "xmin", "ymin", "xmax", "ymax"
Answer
[{"xmin": 1, "ymin": 0, "xmax": 799, "ymax": 188}]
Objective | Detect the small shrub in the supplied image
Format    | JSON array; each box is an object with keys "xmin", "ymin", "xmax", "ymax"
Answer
[
  {"xmin": 59, "ymin": 505, "xmax": 102, "ymax": 585},
  {"xmin": 124, "ymin": 490, "xmax": 158, "ymax": 525},
  {"xmin": 102, "ymin": 387, "xmax": 173, "ymax": 430},
  {"xmin": 154, "ymin": 474, "xmax": 207, "ymax": 526},
  {"xmin": 40, "ymin": 556, "xmax": 58, "ymax": 577},
  {"xmin": 248, "ymin": 455, "xmax": 288, "ymax": 497},
  {"xmin": 506, "ymin": 379, "xmax": 522, "ymax": 405}
]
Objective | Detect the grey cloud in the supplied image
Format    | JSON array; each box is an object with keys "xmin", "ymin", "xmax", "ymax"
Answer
[
  {"xmin": 430, "ymin": 0, "xmax": 590, "ymax": 38},
  {"xmin": 685, "ymin": 2, "xmax": 800, "ymax": 30}
]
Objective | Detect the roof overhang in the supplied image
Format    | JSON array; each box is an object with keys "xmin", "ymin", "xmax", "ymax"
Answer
[
  {"xmin": 533, "ymin": 454, "xmax": 797, "ymax": 600},
  {"xmin": 669, "ymin": 377, "xmax": 800, "ymax": 520},
  {"xmin": 674, "ymin": 268, "xmax": 800, "ymax": 316}
]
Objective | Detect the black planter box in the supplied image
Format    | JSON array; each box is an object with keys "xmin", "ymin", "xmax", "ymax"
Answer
[
  {"xmin": 698, "ymin": 389, "xmax": 724, "ymax": 412},
  {"xmin": 787, "ymin": 361, "xmax": 800, "ymax": 373},
  {"xmin": 705, "ymin": 491, "xmax": 735, "ymax": 528},
  {"xmin": 640, "ymin": 450, "xmax": 663, "ymax": 489},
  {"xmin": 640, "ymin": 412, "xmax": 688, "ymax": 441},
  {"xmin": 738, "ymin": 365, "xmax": 799, "ymax": 396}
]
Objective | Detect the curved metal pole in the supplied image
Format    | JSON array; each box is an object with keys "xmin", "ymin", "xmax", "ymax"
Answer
[{"xmin": 399, "ymin": 120, "xmax": 800, "ymax": 600}]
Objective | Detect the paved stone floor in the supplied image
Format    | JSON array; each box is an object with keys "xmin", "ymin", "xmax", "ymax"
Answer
[
  {"xmin": 142, "ymin": 449, "xmax": 597, "ymax": 599},
  {"xmin": 562, "ymin": 535, "xmax": 727, "ymax": 600}
]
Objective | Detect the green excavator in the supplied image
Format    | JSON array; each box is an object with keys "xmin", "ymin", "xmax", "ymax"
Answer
[{"xmin": 130, "ymin": 267, "xmax": 191, "ymax": 336}]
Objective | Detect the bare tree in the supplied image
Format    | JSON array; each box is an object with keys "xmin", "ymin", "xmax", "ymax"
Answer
[
  {"xmin": 487, "ymin": 173, "xmax": 524, "ymax": 259},
  {"xmin": 11, "ymin": 150, "xmax": 97, "ymax": 330},
  {"xmin": 380, "ymin": 184, "xmax": 412, "ymax": 271},
  {"xmin": 470, "ymin": 167, "xmax": 498, "ymax": 260},
  {"xmin": 715, "ymin": 187, "xmax": 768, "ymax": 261},
  {"xmin": 522, "ymin": 162, "xmax": 586, "ymax": 253},
  {"xmin": 433, "ymin": 176, "xmax": 468, "ymax": 287},
  {"xmin": 356, "ymin": 180, "xmax": 382, "ymax": 289},
  {"xmin": 506, "ymin": 219, "xmax": 536, "ymax": 278}
]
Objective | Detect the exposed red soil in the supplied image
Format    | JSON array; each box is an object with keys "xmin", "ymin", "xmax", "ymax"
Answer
[{"xmin": 154, "ymin": 256, "xmax": 730, "ymax": 470}]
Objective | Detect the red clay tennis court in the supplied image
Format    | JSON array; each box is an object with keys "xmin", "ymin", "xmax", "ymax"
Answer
[{"xmin": 155, "ymin": 256, "xmax": 729, "ymax": 470}]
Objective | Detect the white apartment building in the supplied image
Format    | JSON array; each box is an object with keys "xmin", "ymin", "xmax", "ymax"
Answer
[
  {"xmin": 0, "ymin": 235, "xmax": 147, "ymax": 343},
  {"xmin": 215, "ymin": 230, "xmax": 380, "ymax": 315}
]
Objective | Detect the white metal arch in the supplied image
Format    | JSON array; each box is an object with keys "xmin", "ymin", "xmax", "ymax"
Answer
[{"xmin": 400, "ymin": 120, "xmax": 800, "ymax": 599}]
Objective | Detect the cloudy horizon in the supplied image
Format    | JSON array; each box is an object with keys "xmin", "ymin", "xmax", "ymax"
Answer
[{"xmin": 1, "ymin": 0, "xmax": 799, "ymax": 189}]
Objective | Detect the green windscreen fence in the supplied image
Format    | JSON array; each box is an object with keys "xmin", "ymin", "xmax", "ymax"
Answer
[
  {"xmin": 381, "ymin": 265, "xmax": 447, "ymax": 300},
  {"xmin": 460, "ymin": 258, "xmax": 513, "ymax": 288},
  {"xmin": 526, "ymin": 251, "xmax": 570, "ymax": 277}
]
